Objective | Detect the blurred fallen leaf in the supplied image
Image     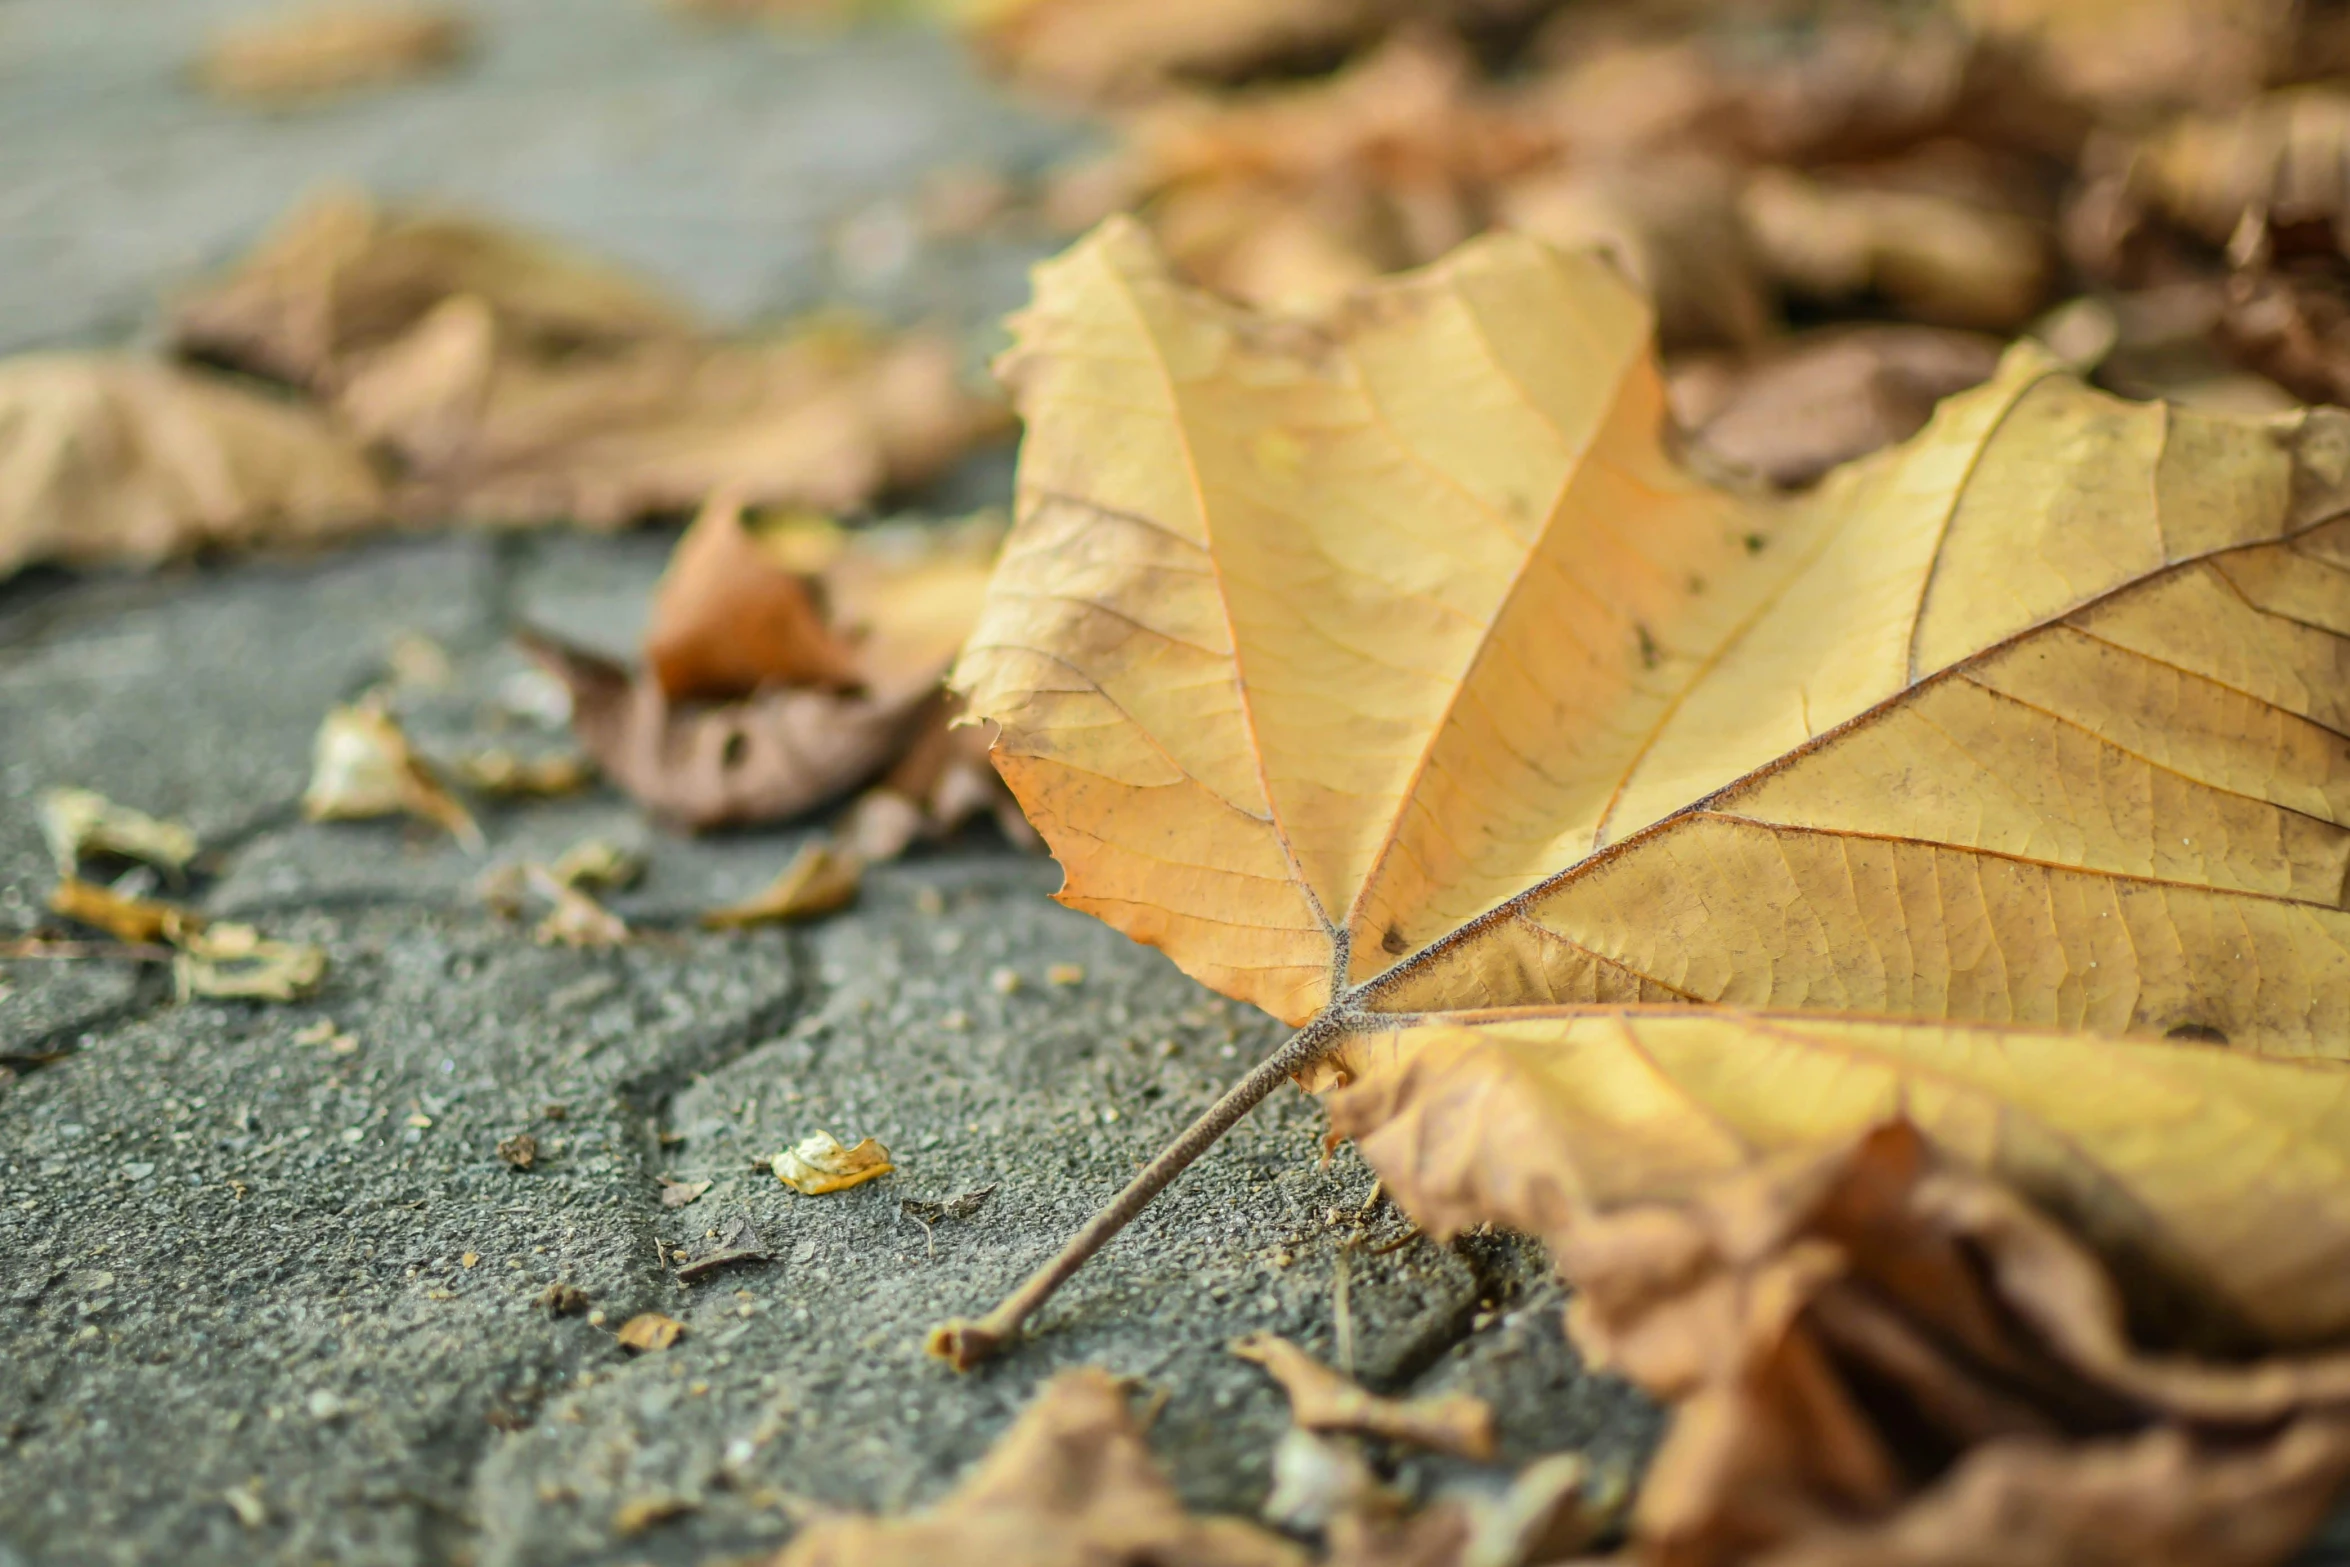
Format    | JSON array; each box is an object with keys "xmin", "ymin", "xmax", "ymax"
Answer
[
  {"xmin": 174, "ymin": 923, "xmax": 329, "ymax": 1002},
  {"xmin": 771, "ymin": 1366, "xmax": 1305, "ymax": 1565},
  {"xmin": 173, "ymin": 189, "xmax": 693, "ymax": 395},
  {"xmin": 701, "ymin": 842, "xmax": 863, "ymax": 928},
  {"xmin": 616, "ymin": 1312, "xmax": 685, "ymax": 1352},
  {"xmin": 1261, "ymin": 1426, "xmax": 1393, "ymax": 1537},
  {"xmin": 302, "ymin": 701, "xmax": 483, "ymax": 851},
  {"xmin": 1232, "ymin": 1333, "xmax": 1496, "ymax": 1460},
  {"xmin": 40, "ymin": 789, "xmax": 199, "ymax": 879},
  {"xmin": 194, "ymin": 4, "xmax": 469, "ymax": 104},
  {"xmin": 1442, "ymin": 1120, "xmax": 2350, "ymax": 1567},
  {"xmin": 337, "ymin": 302, "xmax": 1006, "ymax": 527},
  {"xmin": 658, "ymin": 1177, "xmax": 712, "ymax": 1209},
  {"xmin": 772, "ymin": 1131, "xmax": 893, "ymax": 1195},
  {"xmin": 545, "ymin": 838, "xmax": 644, "ymax": 893},
  {"xmin": 524, "ymin": 506, "xmax": 1005, "ymax": 830},
  {"xmin": 496, "ymin": 1133, "xmax": 537, "ymax": 1169},
  {"xmin": 447, "ymin": 748, "xmax": 595, "ymax": 799},
  {"xmin": 47, "ymin": 879, "xmax": 204, "ymax": 945},
  {"xmin": 933, "ymin": 219, "xmax": 2350, "ymax": 1565},
  {"xmin": 612, "ymin": 1494, "xmax": 697, "ymax": 1537},
  {"xmin": 1668, "ymin": 324, "xmax": 2003, "ymax": 487},
  {"xmin": 971, "ymin": 0, "xmax": 1394, "ymax": 105},
  {"xmin": 1955, "ymin": 0, "xmax": 2295, "ymax": 117},
  {"xmin": 0, "ymin": 355, "xmax": 383, "ymax": 582},
  {"xmin": 1740, "ymin": 164, "xmax": 2051, "ymax": 331}
]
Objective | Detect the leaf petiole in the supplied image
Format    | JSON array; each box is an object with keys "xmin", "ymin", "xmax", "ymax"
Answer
[{"xmin": 926, "ymin": 1011, "xmax": 1349, "ymax": 1370}]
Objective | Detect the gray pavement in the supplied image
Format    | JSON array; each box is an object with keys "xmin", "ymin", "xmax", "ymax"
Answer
[{"xmin": 0, "ymin": 19, "xmax": 1660, "ymax": 1552}]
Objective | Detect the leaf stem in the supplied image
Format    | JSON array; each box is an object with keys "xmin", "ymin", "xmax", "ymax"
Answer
[{"xmin": 926, "ymin": 1012, "xmax": 1348, "ymax": 1370}]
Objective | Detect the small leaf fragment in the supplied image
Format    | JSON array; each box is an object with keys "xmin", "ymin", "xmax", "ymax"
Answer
[
  {"xmin": 658, "ymin": 1177, "xmax": 712, "ymax": 1209},
  {"xmin": 447, "ymin": 749, "xmax": 594, "ymax": 799},
  {"xmin": 701, "ymin": 843, "xmax": 862, "ymax": 929},
  {"xmin": 174, "ymin": 923, "xmax": 329, "ymax": 1003},
  {"xmin": 1231, "ymin": 1332, "xmax": 1496, "ymax": 1460},
  {"xmin": 302, "ymin": 701, "xmax": 482, "ymax": 851},
  {"xmin": 40, "ymin": 789, "xmax": 198, "ymax": 879},
  {"xmin": 615, "ymin": 1313, "xmax": 684, "ymax": 1353},
  {"xmin": 496, "ymin": 1134, "xmax": 538, "ymax": 1170},
  {"xmin": 47, "ymin": 879, "xmax": 203, "ymax": 945},
  {"xmin": 772, "ymin": 1132, "xmax": 893, "ymax": 1195}
]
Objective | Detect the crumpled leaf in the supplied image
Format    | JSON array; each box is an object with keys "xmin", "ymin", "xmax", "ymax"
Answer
[
  {"xmin": 772, "ymin": 1367, "xmax": 1305, "ymax": 1565},
  {"xmin": 952, "ymin": 220, "xmax": 2350, "ymax": 1560},
  {"xmin": 302, "ymin": 700, "xmax": 483, "ymax": 850},
  {"xmin": 701, "ymin": 842, "xmax": 863, "ymax": 929},
  {"xmin": 1232, "ymin": 1332, "xmax": 1495, "ymax": 1459},
  {"xmin": 1668, "ymin": 325, "xmax": 2004, "ymax": 488},
  {"xmin": 970, "ymin": 0, "xmax": 1393, "ymax": 106},
  {"xmin": 480, "ymin": 861, "xmax": 629, "ymax": 948},
  {"xmin": 335, "ymin": 301, "xmax": 1004, "ymax": 527},
  {"xmin": 1349, "ymin": 1117, "xmax": 2350, "ymax": 1567},
  {"xmin": 771, "ymin": 1131, "xmax": 894, "ymax": 1195},
  {"xmin": 526, "ymin": 506, "xmax": 1005, "ymax": 830},
  {"xmin": 40, "ymin": 789, "xmax": 199, "ymax": 879},
  {"xmin": 1954, "ymin": 0, "xmax": 2297, "ymax": 117},
  {"xmin": 0, "ymin": 355, "xmax": 383, "ymax": 581},
  {"xmin": 646, "ymin": 505, "xmax": 865, "ymax": 699},
  {"xmin": 172, "ymin": 189, "xmax": 693, "ymax": 395},
  {"xmin": 174, "ymin": 922, "xmax": 329, "ymax": 1002},
  {"xmin": 194, "ymin": 4, "xmax": 469, "ymax": 104},
  {"xmin": 173, "ymin": 192, "xmax": 1002, "ymax": 528}
]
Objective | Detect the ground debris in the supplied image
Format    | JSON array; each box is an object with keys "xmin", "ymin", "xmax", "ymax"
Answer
[
  {"xmin": 616, "ymin": 1312, "xmax": 684, "ymax": 1352},
  {"xmin": 40, "ymin": 788, "xmax": 198, "ymax": 879},
  {"xmin": 303, "ymin": 700, "xmax": 483, "ymax": 850},
  {"xmin": 1232, "ymin": 1332, "xmax": 1496, "ymax": 1461},
  {"xmin": 673, "ymin": 1215, "xmax": 770, "ymax": 1282},
  {"xmin": 658, "ymin": 1177, "xmax": 713, "ymax": 1208},
  {"xmin": 701, "ymin": 842, "xmax": 862, "ymax": 928},
  {"xmin": 772, "ymin": 1131, "xmax": 893, "ymax": 1195},
  {"xmin": 496, "ymin": 1133, "xmax": 538, "ymax": 1170},
  {"xmin": 194, "ymin": 4, "xmax": 469, "ymax": 104}
]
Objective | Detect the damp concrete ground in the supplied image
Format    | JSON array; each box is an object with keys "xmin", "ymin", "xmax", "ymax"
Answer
[{"xmin": 0, "ymin": 10, "xmax": 1663, "ymax": 1563}]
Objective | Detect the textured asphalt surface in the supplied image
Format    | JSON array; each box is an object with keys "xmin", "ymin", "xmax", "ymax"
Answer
[{"xmin": 0, "ymin": 6, "xmax": 1661, "ymax": 1563}]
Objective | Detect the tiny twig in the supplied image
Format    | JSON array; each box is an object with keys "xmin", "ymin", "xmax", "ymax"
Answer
[{"xmin": 927, "ymin": 1015, "xmax": 1346, "ymax": 1370}]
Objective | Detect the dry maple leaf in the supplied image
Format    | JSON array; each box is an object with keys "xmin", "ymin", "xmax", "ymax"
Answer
[
  {"xmin": 932, "ymin": 215, "xmax": 2350, "ymax": 1547},
  {"xmin": 0, "ymin": 355, "xmax": 383, "ymax": 581},
  {"xmin": 768, "ymin": 1367, "xmax": 1303, "ymax": 1566},
  {"xmin": 193, "ymin": 4, "xmax": 469, "ymax": 105}
]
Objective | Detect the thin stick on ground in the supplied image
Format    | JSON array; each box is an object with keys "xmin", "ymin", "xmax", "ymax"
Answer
[{"xmin": 926, "ymin": 1014, "xmax": 1347, "ymax": 1370}]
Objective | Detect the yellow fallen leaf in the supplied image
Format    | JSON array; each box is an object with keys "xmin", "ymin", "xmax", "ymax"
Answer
[
  {"xmin": 940, "ymin": 218, "xmax": 2350, "ymax": 1555},
  {"xmin": 302, "ymin": 701, "xmax": 483, "ymax": 851},
  {"xmin": 616, "ymin": 1313, "xmax": 684, "ymax": 1352},
  {"xmin": 771, "ymin": 1131, "xmax": 893, "ymax": 1195},
  {"xmin": 700, "ymin": 843, "xmax": 863, "ymax": 929},
  {"xmin": 1231, "ymin": 1332, "xmax": 1495, "ymax": 1459}
]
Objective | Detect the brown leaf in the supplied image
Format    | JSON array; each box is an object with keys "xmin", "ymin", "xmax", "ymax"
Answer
[
  {"xmin": 337, "ymin": 302, "xmax": 1004, "ymax": 527},
  {"xmin": 657, "ymin": 1177, "xmax": 712, "ymax": 1209},
  {"xmin": 496, "ymin": 1134, "xmax": 537, "ymax": 1170},
  {"xmin": 769, "ymin": 1367, "xmax": 1305, "ymax": 1566},
  {"xmin": 521, "ymin": 632, "xmax": 927, "ymax": 830},
  {"xmin": 172, "ymin": 189, "xmax": 693, "ymax": 395},
  {"xmin": 616, "ymin": 1312, "xmax": 684, "ymax": 1352},
  {"xmin": 0, "ymin": 355, "xmax": 383, "ymax": 582},
  {"xmin": 1231, "ymin": 1333, "xmax": 1496, "ymax": 1460},
  {"xmin": 700, "ymin": 842, "xmax": 863, "ymax": 929},
  {"xmin": 970, "ymin": 0, "xmax": 1392, "ymax": 105},
  {"xmin": 1373, "ymin": 1118, "xmax": 2350, "ymax": 1567},
  {"xmin": 1955, "ymin": 0, "xmax": 2296, "ymax": 118},
  {"xmin": 645, "ymin": 502, "xmax": 865, "ymax": 699},
  {"xmin": 526, "ymin": 511, "xmax": 1004, "ymax": 830},
  {"xmin": 194, "ymin": 4, "xmax": 469, "ymax": 104},
  {"xmin": 1668, "ymin": 325, "xmax": 2004, "ymax": 488}
]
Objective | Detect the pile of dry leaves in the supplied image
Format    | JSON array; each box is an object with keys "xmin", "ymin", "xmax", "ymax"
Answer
[
  {"xmin": 950, "ymin": 0, "xmax": 2350, "ymax": 488},
  {"xmin": 0, "ymin": 187, "xmax": 1003, "ymax": 580}
]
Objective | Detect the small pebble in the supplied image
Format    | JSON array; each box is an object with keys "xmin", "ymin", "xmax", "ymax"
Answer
[{"xmin": 989, "ymin": 966, "xmax": 1022, "ymax": 995}]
